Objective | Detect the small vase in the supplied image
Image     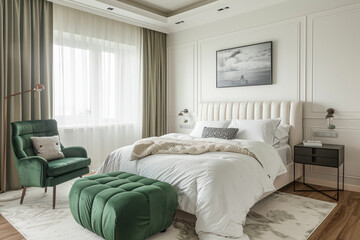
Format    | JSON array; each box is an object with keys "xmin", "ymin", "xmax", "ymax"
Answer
[{"xmin": 327, "ymin": 118, "xmax": 336, "ymax": 129}]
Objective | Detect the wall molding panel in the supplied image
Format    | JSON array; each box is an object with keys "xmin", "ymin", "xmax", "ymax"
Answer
[
  {"xmin": 167, "ymin": 42, "xmax": 197, "ymax": 133},
  {"xmin": 306, "ymin": 4, "xmax": 360, "ymax": 119}
]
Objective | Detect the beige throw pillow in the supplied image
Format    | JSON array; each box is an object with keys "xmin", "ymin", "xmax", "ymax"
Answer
[{"xmin": 31, "ymin": 136, "xmax": 65, "ymax": 161}]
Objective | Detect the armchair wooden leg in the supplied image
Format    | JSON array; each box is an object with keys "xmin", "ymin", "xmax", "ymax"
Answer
[
  {"xmin": 45, "ymin": 187, "xmax": 47, "ymax": 193},
  {"xmin": 80, "ymin": 176, "xmax": 82, "ymax": 178},
  {"xmin": 53, "ymin": 186, "xmax": 56, "ymax": 209},
  {"xmin": 20, "ymin": 187, "xmax": 27, "ymax": 205}
]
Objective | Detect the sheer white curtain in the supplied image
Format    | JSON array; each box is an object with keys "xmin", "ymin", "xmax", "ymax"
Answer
[{"xmin": 53, "ymin": 5, "xmax": 142, "ymax": 170}]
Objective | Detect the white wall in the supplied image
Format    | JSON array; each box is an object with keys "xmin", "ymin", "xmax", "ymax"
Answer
[{"xmin": 167, "ymin": 0, "xmax": 360, "ymax": 191}]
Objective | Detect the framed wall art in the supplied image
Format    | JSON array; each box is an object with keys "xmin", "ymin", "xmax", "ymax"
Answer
[{"xmin": 216, "ymin": 41, "xmax": 272, "ymax": 88}]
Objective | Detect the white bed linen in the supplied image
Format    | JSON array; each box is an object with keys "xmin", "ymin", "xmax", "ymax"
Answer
[
  {"xmin": 276, "ymin": 144, "xmax": 292, "ymax": 165},
  {"xmin": 97, "ymin": 133, "xmax": 286, "ymax": 240}
]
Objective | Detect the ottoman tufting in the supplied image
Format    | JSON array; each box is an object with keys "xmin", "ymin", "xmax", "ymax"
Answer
[{"xmin": 69, "ymin": 172, "xmax": 178, "ymax": 240}]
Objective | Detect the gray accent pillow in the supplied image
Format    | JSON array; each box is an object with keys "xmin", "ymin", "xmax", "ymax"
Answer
[
  {"xmin": 31, "ymin": 135, "xmax": 65, "ymax": 161},
  {"xmin": 201, "ymin": 127, "xmax": 239, "ymax": 140}
]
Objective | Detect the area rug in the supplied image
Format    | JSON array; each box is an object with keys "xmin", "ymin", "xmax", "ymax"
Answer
[{"xmin": 0, "ymin": 180, "xmax": 336, "ymax": 240}]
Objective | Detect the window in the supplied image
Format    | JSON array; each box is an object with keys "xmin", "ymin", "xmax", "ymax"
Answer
[{"xmin": 53, "ymin": 32, "xmax": 140, "ymax": 127}]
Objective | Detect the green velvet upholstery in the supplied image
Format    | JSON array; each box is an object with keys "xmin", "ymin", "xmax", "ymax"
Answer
[
  {"xmin": 62, "ymin": 146, "xmax": 88, "ymax": 158},
  {"xmin": 47, "ymin": 157, "xmax": 91, "ymax": 177},
  {"xmin": 46, "ymin": 167, "xmax": 90, "ymax": 187},
  {"xmin": 18, "ymin": 156, "xmax": 48, "ymax": 187},
  {"xmin": 11, "ymin": 119, "xmax": 91, "ymax": 208},
  {"xmin": 69, "ymin": 172, "xmax": 178, "ymax": 240}
]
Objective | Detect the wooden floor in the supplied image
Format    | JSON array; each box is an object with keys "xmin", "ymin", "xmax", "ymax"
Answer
[
  {"xmin": 1, "ymin": 182, "xmax": 360, "ymax": 240},
  {"xmin": 0, "ymin": 215, "xmax": 25, "ymax": 240}
]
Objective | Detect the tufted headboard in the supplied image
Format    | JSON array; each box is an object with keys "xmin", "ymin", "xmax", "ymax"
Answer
[{"xmin": 198, "ymin": 101, "xmax": 303, "ymax": 151}]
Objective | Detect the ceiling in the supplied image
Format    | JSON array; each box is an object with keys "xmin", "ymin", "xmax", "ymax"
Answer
[
  {"xmin": 115, "ymin": 0, "xmax": 218, "ymax": 16},
  {"xmin": 50, "ymin": 0, "xmax": 288, "ymax": 33}
]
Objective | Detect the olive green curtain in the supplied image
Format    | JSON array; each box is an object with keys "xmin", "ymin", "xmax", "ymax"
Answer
[
  {"xmin": 142, "ymin": 29, "xmax": 167, "ymax": 138},
  {"xmin": 0, "ymin": 0, "xmax": 53, "ymax": 190}
]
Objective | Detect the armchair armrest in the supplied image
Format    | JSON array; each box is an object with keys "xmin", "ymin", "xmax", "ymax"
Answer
[
  {"xmin": 62, "ymin": 146, "xmax": 88, "ymax": 158},
  {"xmin": 18, "ymin": 156, "xmax": 49, "ymax": 187}
]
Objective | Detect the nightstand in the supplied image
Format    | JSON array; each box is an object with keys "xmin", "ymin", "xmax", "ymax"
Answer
[{"xmin": 293, "ymin": 143, "xmax": 344, "ymax": 201}]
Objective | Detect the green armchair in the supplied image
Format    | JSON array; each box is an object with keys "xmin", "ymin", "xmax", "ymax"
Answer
[{"xmin": 11, "ymin": 119, "xmax": 91, "ymax": 209}]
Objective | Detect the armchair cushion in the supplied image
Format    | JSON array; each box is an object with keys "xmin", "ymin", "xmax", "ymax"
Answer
[{"xmin": 47, "ymin": 157, "xmax": 91, "ymax": 177}]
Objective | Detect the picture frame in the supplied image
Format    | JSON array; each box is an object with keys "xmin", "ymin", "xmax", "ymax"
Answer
[{"xmin": 216, "ymin": 41, "xmax": 272, "ymax": 88}]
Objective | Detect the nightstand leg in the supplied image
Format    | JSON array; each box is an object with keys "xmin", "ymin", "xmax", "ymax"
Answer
[
  {"xmin": 343, "ymin": 162, "xmax": 345, "ymax": 191},
  {"xmin": 293, "ymin": 163, "xmax": 296, "ymax": 191},
  {"xmin": 303, "ymin": 164, "xmax": 305, "ymax": 184},
  {"xmin": 337, "ymin": 166, "xmax": 339, "ymax": 201}
]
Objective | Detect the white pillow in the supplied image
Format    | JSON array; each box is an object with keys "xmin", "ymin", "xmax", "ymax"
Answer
[
  {"xmin": 273, "ymin": 123, "xmax": 291, "ymax": 147},
  {"xmin": 190, "ymin": 120, "xmax": 231, "ymax": 138},
  {"xmin": 228, "ymin": 119, "xmax": 281, "ymax": 145},
  {"xmin": 31, "ymin": 135, "xmax": 65, "ymax": 161}
]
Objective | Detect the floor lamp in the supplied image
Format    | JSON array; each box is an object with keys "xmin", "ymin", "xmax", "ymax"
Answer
[{"xmin": 0, "ymin": 84, "xmax": 45, "ymax": 193}]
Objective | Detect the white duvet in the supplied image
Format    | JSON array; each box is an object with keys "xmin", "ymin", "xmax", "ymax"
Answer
[{"xmin": 97, "ymin": 133, "xmax": 287, "ymax": 240}]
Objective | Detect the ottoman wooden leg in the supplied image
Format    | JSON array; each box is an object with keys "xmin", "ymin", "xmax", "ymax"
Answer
[
  {"xmin": 161, "ymin": 229, "xmax": 167, "ymax": 233},
  {"xmin": 20, "ymin": 187, "xmax": 27, "ymax": 204},
  {"xmin": 45, "ymin": 187, "xmax": 47, "ymax": 193}
]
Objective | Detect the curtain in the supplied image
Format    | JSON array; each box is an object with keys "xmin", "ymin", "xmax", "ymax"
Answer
[
  {"xmin": 0, "ymin": 0, "xmax": 53, "ymax": 190},
  {"xmin": 53, "ymin": 5, "xmax": 142, "ymax": 171},
  {"xmin": 142, "ymin": 29, "xmax": 167, "ymax": 138}
]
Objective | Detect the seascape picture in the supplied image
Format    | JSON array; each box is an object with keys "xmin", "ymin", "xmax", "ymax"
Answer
[{"xmin": 216, "ymin": 41, "xmax": 272, "ymax": 88}]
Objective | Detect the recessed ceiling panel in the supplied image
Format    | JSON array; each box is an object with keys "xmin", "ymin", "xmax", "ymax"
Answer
[{"xmin": 116, "ymin": 0, "xmax": 218, "ymax": 16}]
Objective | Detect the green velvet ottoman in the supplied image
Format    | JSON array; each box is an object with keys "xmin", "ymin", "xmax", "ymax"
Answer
[{"xmin": 69, "ymin": 172, "xmax": 178, "ymax": 240}]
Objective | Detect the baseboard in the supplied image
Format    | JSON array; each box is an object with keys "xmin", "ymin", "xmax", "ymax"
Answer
[{"xmin": 296, "ymin": 176, "xmax": 360, "ymax": 192}]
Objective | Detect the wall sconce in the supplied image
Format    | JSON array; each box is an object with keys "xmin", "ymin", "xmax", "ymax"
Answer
[
  {"xmin": 178, "ymin": 109, "xmax": 190, "ymax": 123},
  {"xmin": 325, "ymin": 108, "xmax": 336, "ymax": 129}
]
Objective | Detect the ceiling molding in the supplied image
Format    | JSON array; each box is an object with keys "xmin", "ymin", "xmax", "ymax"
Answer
[{"xmin": 49, "ymin": 0, "xmax": 289, "ymax": 34}]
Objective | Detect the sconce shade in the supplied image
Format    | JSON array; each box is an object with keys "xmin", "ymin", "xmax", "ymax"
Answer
[
  {"xmin": 325, "ymin": 108, "xmax": 335, "ymax": 118},
  {"xmin": 178, "ymin": 109, "xmax": 188, "ymax": 116}
]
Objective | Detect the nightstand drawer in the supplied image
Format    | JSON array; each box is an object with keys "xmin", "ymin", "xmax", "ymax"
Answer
[
  {"xmin": 316, "ymin": 149, "xmax": 338, "ymax": 158},
  {"xmin": 315, "ymin": 157, "xmax": 338, "ymax": 167},
  {"xmin": 294, "ymin": 155, "xmax": 313, "ymax": 164},
  {"xmin": 294, "ymin": 147, "xmax": 313, "ymax": 156},
  {"xmin": 294, "ymin": 155, "xmax": 339, "ymax": 167}
]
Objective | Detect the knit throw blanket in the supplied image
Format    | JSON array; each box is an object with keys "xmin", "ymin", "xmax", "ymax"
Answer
[{"xmin": 131, "ymin": 137, "xmax": 261, "ymax": 166}]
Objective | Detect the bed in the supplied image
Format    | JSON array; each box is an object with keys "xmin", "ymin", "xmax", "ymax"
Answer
[{"xmin": 97, "ymin": 101, "xmax": 303, "ymax": 240}]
